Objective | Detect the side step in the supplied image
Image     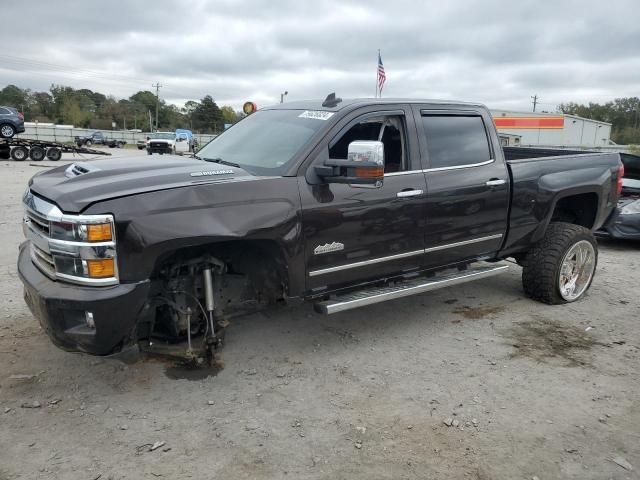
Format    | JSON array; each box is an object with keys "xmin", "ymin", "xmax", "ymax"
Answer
[{"xmin": 314, "ymin": 262, "xmax": 509, "ymax": 315}]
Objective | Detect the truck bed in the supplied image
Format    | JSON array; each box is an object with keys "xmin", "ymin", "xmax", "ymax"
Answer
[{"xmin": 501, "ymin": 148, "xmax": 622, "ymax": 255}]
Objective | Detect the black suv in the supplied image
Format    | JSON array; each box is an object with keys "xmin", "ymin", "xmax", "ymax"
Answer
[{"xmin": 0, "ymin": 106, "xmax": 25, "ymax": 138}]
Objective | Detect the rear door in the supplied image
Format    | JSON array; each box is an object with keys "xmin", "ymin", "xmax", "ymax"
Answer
[
  {"xmin": 413, "ymin": 106, "xmax": 510, "ymax": 268},
  {"xmin": 299, "ymin": 105, "xmax": 427, "ymax": 293}
]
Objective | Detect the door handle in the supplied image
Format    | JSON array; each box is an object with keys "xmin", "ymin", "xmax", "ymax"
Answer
[
  {"xmin": 396, "ymin": 189, "xmax": 424, "ymax": 198},
  {"xmin": 485, "ymin": 179, "xmax": 506, "ymax": 187}
]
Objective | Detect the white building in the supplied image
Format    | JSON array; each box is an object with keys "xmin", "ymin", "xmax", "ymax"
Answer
[{"xmin": 490, "ymin": 110, "xmax": 612, "ymax": 148}]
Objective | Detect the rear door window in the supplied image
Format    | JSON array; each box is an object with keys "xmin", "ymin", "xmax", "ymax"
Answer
[{"xmin": 421, "ymin": 115, "xmax": 491, "ymax": 169}]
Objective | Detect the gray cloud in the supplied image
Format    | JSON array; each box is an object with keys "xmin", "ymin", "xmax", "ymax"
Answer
[{"xmin": 1, "ymin": 0, "xmax": 639, "ymax": 111}]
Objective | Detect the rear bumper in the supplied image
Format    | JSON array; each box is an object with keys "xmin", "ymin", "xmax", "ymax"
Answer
[
  {"xmin": 17, "ymin": 242, "xmax": 151, "ymax": 355},
  {"xmin": 16, "ymin": 124, "xmax": 25, "ymax": 134}
]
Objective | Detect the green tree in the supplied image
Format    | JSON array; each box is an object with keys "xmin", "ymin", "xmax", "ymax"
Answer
[
  {"xmin": 220, "ymin": 105, "xmax": 238, "ymax": 125},
  {"xmin": 559, "ymin": 97, "xmax": 640, "ymax": 144},
  {"xmin": 0, "ymin": 85, "xmax": 29, "ymax": 110},
  {"xmin": 30, "ymin": 92, "xmax": 55, "ymax": 121},
  {"xmin": 193, "ymin": 95, "xmax": 223, "ymax": 133}
]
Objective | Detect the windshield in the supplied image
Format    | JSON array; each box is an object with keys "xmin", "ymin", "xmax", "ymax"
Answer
[
  {"xmin": 196, "ymin": 109, "xmax": 328, "ymax": 175},
  {"xmin": 150, "ymin": 133, "xmax": 175, "ymax": 140}
]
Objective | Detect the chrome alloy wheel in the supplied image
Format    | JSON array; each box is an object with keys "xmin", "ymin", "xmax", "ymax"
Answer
[
  {"xmin": 558, "ymin": 240, "xmax": 596, "ymax": 301},
  {"xmin": 1, "ymin": 125, "xmax": 15, "ymax": 137}
]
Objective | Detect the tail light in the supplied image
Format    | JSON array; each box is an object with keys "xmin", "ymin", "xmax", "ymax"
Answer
[
  {"xmin": 616, "ymin": 163, "xmax": 624, "ymax": 196},
  {"xmin": 18, "ymin": 112, "xmax": 24, "ymax": 121}
]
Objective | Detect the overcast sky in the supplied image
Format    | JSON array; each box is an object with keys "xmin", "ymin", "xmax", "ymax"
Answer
[{"xmin": 1, "ymin": 0, "xmax": 639, "ymax": 112}]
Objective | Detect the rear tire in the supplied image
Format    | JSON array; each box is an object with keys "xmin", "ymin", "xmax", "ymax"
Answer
[
  {"xmin": 29, "ymin": 146, "xmax": 46, "ymax": 161},
  {"xmin": 11, "ymin": 146, "xmax": 28, "ymax": 161},
  {"xmin": 0, "ymin": 124, "xmax": 16, "ymax": 138},
  {"xmin": 46, "ymin": 148, "xmax": 62, "ymax": 161},
  {"xmin": 85, "ymin": 140, "xmax": 92, "ymax": 147},
  {"xmin": 522, "ymin": 222, "xmax": 598, "ymax": 304}
]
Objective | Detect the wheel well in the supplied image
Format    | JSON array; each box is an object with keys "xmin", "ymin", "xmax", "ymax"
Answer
[
  {"xmin": 152, "ymin": 239, "xmax": 289, "ymax": 297},
  {"xmin": 550, "ymin": 193, "xmax": 599, "ymax": 229}
]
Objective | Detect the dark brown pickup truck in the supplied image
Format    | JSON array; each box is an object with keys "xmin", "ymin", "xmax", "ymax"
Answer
[{"xmin": 18, "ymin": 96, "xmax": 624, "ymax": 362}]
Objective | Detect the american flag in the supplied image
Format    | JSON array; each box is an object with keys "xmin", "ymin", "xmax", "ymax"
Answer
[{"xmin": 377, "ymin": 51, "xmax": 386, "ymax": 97}]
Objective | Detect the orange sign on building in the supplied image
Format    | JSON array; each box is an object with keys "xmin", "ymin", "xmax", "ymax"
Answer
[{"xmin": 494, "ymin": 116, "xmax": 564, "ymax": 129}]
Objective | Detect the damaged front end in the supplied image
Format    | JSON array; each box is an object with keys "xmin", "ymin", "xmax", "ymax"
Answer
[{"xmin": 138, "ymin": 247, "xmax": 286, "ymax": 364}]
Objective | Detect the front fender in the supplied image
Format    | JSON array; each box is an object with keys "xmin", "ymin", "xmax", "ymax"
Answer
[{"xmin": 84, "ymin": 177, "xmax": 306, "ymax": 295}]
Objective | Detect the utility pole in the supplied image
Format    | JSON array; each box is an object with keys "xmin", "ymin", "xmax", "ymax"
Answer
[
  {"xmin": 152, "ymin": 82, "xmax": 162, "ymax": 131},
  {"xmin": 531, "ymin": 95, "xmax": 538, "ymax": 112}
]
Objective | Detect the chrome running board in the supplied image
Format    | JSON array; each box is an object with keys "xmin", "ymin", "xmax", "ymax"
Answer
[{"xmin": 314, "ymin": 262, "xmax": 509, "ymax": 315}]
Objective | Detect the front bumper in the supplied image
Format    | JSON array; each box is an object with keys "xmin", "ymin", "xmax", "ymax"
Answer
[
  {"xmin": 599, "ymin": 211, "xmax": 640, "ymax": 240},
  {"xmin": 18, "ymin": 242, "xmax": 151, "ymax": 355}
]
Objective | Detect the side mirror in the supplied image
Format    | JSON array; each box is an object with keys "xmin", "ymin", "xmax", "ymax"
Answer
[{"xmin": 315, "ymin": 140, "xmax": 384, "ymax": 186}]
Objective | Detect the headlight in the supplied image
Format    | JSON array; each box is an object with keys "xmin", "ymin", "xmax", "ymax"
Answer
[
  {"xmin": 22, "ymin": 190, "xmax": 118, "ymax": 286},
  {"xmin": 620, "ymin": 200, "xmax": 640, "ymax": 215},
  {"xmin": 50, "ymin": 221, "xmax": 113, "ymax": 242}
]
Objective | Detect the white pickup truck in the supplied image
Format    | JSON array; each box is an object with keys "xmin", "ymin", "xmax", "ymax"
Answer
[{"xmin": 146, "ymin": 132, "xmax": 191, "ymax": 155}]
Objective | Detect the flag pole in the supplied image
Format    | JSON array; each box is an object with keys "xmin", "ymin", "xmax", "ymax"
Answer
[{"xmin": 375, "ymin": 49, "xmax": 379, "ymax": 98}]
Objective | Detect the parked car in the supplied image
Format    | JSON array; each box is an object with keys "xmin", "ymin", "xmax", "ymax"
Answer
[
  {"xmin": 18, "ymin": 96, "xmax": 623, "ymax": 362},
  {"xmin": 136, "ymin": 139, "xmax": 147, "ymax": 150},
  {"xmin": 598, "ymin": 153, "xmax": 640, "ymax": 240},
  {"xmin": 74, "ymin": 131, "xmax": 125, "ymax": 148},
  {"xmin": 146, "ymin": 131, "xmax": 189, "ymax": 155},
  {"xmin": 0, "ymin": 106, "xmax": 25, "ymax": 138}
]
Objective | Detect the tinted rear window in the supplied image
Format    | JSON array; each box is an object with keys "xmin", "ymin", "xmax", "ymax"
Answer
[{"xmin": 421, "ymin": 115, "xmax": 491, "ymax": 168}]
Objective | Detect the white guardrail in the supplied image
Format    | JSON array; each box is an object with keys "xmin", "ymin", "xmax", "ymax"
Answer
[{"xmin": 16, "ymin": 124, "xmax": 217, "ymax": 147}]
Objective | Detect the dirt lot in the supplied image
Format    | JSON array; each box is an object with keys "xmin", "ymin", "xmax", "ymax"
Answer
[{"xmin": 1, "ymin": 154, "xmax": 639, "ymax": 480}]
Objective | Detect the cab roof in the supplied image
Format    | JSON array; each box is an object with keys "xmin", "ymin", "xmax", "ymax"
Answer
[{"xmin": 265, "ymin": 97, "xmax": 486, "ymax": 112}]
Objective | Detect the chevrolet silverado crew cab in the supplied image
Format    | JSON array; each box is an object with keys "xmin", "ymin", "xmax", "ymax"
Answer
[{"xmin": 18, "ymin": 95, "xmax": 624, "ymax": 362}]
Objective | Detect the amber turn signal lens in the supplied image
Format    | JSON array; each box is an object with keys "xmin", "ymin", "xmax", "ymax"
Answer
[
  {"xmin": 87, "ymin": 223, "xmax": 112, "ymax": 242},
  {"xmin": 87, "ymin": 259, "xmax": 115, "ymax": 278},
  {"xmin": 355, "ymin": 167, "xmax": 384, "ymax": 178}
]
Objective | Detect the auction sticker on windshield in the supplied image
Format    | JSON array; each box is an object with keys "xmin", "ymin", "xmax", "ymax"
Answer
[{"xmin": 299, "ymin": 110, "xmax": 335, "ymax": 120}]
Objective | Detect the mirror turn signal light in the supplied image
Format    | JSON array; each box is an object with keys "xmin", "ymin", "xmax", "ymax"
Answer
[
  {"xmin": 87, "ymin": 259, "xmax": 115, "ymax": 278},
  {"xmin": 87, "ymin": 223, "xmax": 112, "ymax": 242},
  {"xmin": 355, "ymin": 167, "xmax": 384, "ymax": 178}
]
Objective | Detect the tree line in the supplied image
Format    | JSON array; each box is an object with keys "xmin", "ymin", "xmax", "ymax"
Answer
[
  {"xmin": 0, "ymin": 84, "xmax": 242, "ymax": 133},
  {"xmin": 558, "ymin": 97, "xmax": 640, "ymax": 145}
]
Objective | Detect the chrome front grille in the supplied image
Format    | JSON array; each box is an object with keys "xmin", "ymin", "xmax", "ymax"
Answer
[
  {"xmin": 31, "ymin": 243, "xmax": 55, "ymax": 276},
  {"xmin": 25, "ymin": 209, "xmax": 50, "ymax": 236}
]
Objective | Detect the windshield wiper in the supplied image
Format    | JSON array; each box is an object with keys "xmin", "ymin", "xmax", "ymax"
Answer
[{"xmin": 202, "ymin": 157, "xmax": 241, "ymax": 168}]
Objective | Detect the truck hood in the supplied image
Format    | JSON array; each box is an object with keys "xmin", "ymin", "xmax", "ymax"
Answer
[{"xmin": 28, "ymin": 156, "xmax": 258, "ymax": 213}]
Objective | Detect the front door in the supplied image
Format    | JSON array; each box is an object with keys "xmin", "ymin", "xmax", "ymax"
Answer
[
  {"xmin": 413, "ymin": 107, "xmax": 510, "ymax": 268},
  {"xmin": 299, "ymin": 106, "xmax": 427, "ymax": 294}
]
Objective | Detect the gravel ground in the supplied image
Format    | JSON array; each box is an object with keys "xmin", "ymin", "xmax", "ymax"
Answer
[{"xmin": 1, "ymin": 154, "xmax": 639, "ymax": 480}]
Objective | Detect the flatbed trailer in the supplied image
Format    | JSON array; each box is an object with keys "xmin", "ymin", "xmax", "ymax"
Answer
[{"xmin": 0, "ymin": 138, "xmax": 111, "ymax": 162}]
